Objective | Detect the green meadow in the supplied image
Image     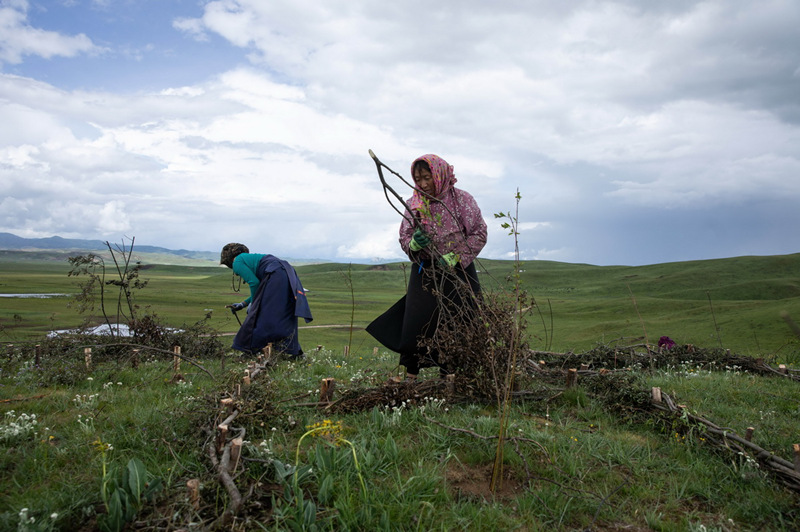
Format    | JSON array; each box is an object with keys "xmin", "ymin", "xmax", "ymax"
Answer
[
  {"xmin": 0, "ymin": 250, "xmax": 799, "ymax": 530},
  {"xmin": 2, "ymin": 250, "xmax": 799, "ymax": 357}
]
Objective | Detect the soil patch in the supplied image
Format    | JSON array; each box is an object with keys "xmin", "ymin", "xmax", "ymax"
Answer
[{"xmin": 445, "ymin": 462, "xmax": 526, "ymax": 502}]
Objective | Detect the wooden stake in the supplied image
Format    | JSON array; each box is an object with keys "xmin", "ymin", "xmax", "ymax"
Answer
[
  {"xmin": 173, "ymin": 345, "xmax": 181, "ymax": 373},
  {"xmin": 84, "ymin": 347, "xmax": 91, "ymax": 369},
  {"xmin": 793, "ymin": 444, "xmax": 800, "ymax": 472},
  {"xmin": 319, "ymin": 378, "xmax": 336, "ymax": 403},
  {"xmin": 267, "ymin": 343, "xmax": 273, "ymax": 357},
  {"xmin": 230, "ymin": 437, "xmax": 243, "ymax": 473},
  {"xmin": 187, "ymin": 478, "xmax": 200, "ymax": 510},
  {"xmin": 34, "ymin": 344, "xmax": 41, "ymax": 367},
  {"xmin": 651, "ymin": 387, "xmax": 662, "ymax": 403},
  {"xmin": 565, "ymin": 368, "xmax": 578, "ymax": 388},
  {"xmin": 344, "ymin": 345, "xmax": 350, "ymax": 356},
  {"xmin": 216, "ymin": 424, "xmax": 229, "ymax": 453},
  {"xmin": 131, "ymin": 348, "xmax": 139, "ymax": 369},
  {"xmin": 220, "ymin": 397, "xmax": 235, "ymax": 414},
  {"xmin": 445, "ymin": 374, "xmax": 455, "ymax": 397},
  {"xmin": 373, "ymin": 347, "xmax": 379, "ymax": 356},
  {"xmin": 579, "ymin": 363, "xmax": 589, "ymax": 371},
  {"xmin": 745, "ymin": 427, "xmax": 755, "ymax": 441},
  {"xmin": 243, "ymin": 369, "xmax": 251, "ymax": 387},
  {"xmin": 778, "ymin": 364, "xmax": 787, "ymax": 375}
]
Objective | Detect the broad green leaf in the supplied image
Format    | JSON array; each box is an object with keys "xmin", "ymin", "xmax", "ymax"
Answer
[
  {"xmin": 318, "ymin": 474, "xmax": 334, "ymax": 504},
  {"xmin": 303, "ymin": 499, "xmax": 317, "ymax": 526},
  {"xmin": 103, "ymin": 490, "xmax": 125, "ymax": 532},
  {"xmin": 126, "ymin": 458, "xmax": 148, "ymax": 505}
]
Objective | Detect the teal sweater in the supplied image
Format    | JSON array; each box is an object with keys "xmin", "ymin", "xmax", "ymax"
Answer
[{"xmin": 232, "ymin": 253, "xmax": 265, "ymax": 304}]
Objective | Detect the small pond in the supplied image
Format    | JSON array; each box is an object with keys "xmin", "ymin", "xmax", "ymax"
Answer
[{"xmin": 0, "ymin": 293, "xmax": 71, "ymax": 298}]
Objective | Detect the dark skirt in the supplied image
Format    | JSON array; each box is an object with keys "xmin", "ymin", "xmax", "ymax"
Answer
[
  {"xmin": 366, "ymin": 261, "xmax": 480, "ymax": 373},
  {"xmin": 232, "ymin": 258, "xmax": 302, "ymax": 356}
]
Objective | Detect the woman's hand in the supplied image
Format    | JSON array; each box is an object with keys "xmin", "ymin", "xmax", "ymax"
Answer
[
  {"xmin": 439, "ymin": 252, "xmax": 460, "ymax": 268},
  {"xmin": 229, "ymin": 302, "xmax": 247, "ymax": 311},
  {"xmin": 409, "ymin": 228, "xmax": 431, "ymax": 251}
]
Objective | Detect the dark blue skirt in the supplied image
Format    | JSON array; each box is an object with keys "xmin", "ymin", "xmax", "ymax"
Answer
[{"xmin": 232, "ymin": 257, "xmax": 304, "ymax": 356}]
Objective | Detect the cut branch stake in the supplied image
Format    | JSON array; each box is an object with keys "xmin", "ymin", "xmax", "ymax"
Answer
[
  {"xmin": 319, "ymin": 378, "xmax": 336, "ymax": 404},
  {"xmin": 230, "ymin": 437, "xmax": 243, "ymax": 473},
  {"xmin": 173, "ymin": 345, "xmax": 181, "ymax": 373},
  {"xmin": 186, "ymin": 478, "xmax": 200, "ymax": 510},
  {"xmin": 651, "ymin": 387, "xmax": 662, "ymax": 403},
  {"xmin": 566, "ymin": 368, "xmax": 578, "ymax": 388}
]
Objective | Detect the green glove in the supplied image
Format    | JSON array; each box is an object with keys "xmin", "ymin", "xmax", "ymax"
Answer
[
  {"xmin": 439, "ymin": 252, "xmax": 460, "ymax": 268},
  {"xmin": 409, "ymin": 228, "xmax": 431, "ymax": 252}
]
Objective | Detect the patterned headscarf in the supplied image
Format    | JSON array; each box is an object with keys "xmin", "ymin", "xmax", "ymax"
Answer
[{"xmin": 408, "ymin": 154, "xmax": 458, "ymax": 210}]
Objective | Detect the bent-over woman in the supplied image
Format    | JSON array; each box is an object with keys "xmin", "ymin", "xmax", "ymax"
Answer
[
  {"xmin": 366, "ymin": 154, "xmax": 487, "ymax": 379},
  {"xmin": 220, "ymin": 243, "xmax": 312, "ymax": 357}
]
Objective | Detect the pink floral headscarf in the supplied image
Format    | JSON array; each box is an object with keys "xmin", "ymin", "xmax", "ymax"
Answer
[{"xmin": 408, "ymin": 154, "xmax": 458, "ymax": 210}]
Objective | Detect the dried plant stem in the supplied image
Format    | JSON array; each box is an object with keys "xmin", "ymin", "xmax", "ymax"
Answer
[
  {"xmin": 626, "ymin": 284, "xmax": 649, "ymax": 348},
  {"xmin": 706, "ymin": 290, "xmax": 723, "ymax": 347}
]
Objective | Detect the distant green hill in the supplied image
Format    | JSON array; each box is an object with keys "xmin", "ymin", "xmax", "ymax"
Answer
[
  {"xmin": 0, "ymin": 232, "xmax": 218, "ymax": 264},
  {"xmin": 0, "ymin": 233, "xmax": 334, "ymax": 267},
  {"xmin": 240, "ymin": 253, "xmax": 800, "ymax": 355},
  {"xmin": 467, "ymin": 254, "xmax": 800, "ymax": 354}
]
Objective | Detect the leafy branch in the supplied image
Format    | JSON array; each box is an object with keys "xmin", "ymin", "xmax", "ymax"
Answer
[{"xmin": 67, "ymin": 238, "xmax": 148, "ymax": 338}]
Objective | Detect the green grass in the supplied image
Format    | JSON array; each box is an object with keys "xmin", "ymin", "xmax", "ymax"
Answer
[
  {"xmin": 2, "ymin": 348, "xmax": 799, "ymax": 530},
  {"xmin": 0, "ymin": 251, "xmax": 799, "ymax": 530},
  {"xmin": 2, "ymin": 251, "xmax": 800, "ymax": 358},
  {"xmin": 647, "ymin": 363, "xmax": 800, "ymax": 455}
]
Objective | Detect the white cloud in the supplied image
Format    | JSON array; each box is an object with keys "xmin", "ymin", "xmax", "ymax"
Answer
[
  {"xmin": 1, "ymin": 0, "xmax": 799, "ymax": 265},
  {"xmin": 0, "ymin": 0, "xmax": 99, "ymax": 64},
  {"xmin": 98, "ymin": 201, "xmax": 131, "ymax": 233},
  {"xmin": 337, "ymin": 223, "xmax": 404, "ymax": 261},
  {"xmin": 172, "ymin": 16, "xmax": 208, "ymax": 42}
]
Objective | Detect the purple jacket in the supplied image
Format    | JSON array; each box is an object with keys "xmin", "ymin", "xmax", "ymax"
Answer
[{"xmin": 399, "ymin": 187, "xmax": 487, "ymax": 267}]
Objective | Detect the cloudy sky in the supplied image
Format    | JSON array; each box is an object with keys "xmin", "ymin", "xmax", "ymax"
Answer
[{"xmin": 1, "ymin": 0, "xmax": 799, "ymax": 266}]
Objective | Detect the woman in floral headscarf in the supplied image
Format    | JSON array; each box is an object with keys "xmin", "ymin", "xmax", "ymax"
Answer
[{"xmin": 366, "ymin": 154, "xmax": 487, "ymax": 380}]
